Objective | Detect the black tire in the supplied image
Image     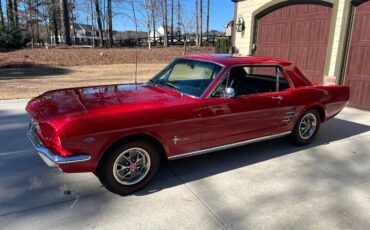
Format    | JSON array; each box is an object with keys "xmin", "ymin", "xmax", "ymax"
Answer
[
  {"xmin": 289, "ymin": 109, "xmax": 321, "ymax": 146},
  {"xmin": 96, "ymin": 141, "xmax": 160, "ymax": 195}
]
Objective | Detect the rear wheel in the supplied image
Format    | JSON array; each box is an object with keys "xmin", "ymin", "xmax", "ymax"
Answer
[
  {"xmin": 290, "ymin": 109, "xmax": 321, "ymax": 145},
  {"xmin": 96, "ymin": 141, "xmax": 160, "ymax": 195}
]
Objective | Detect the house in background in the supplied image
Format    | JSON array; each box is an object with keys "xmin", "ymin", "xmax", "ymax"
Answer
[
  {"xmin": 224, "ymin": 19, "xmax": 234, "ymax": 37},
  {"xmin": 150, "ymin": 26, "xmax": 181, "ymax": 39},
  {"xmin": 50, "ymin": 23, "xmax": 100, "ymax": 44},
  {"xmin": 231, "ymin": 0, "xmax": 370, "ymax": 110}
]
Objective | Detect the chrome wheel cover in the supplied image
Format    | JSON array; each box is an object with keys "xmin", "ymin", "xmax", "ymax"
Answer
[
  {"xmin": 113, "ymin": 147, "xmax": 151, "ymax": 185},
  {"xmin": 299, "ymin": 113, "xmax": 317, "ymax": 140}
]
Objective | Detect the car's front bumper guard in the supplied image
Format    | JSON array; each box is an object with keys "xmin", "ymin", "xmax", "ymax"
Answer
[{"xmin": 27, "ymin": 122, "xmax": 91, "ymax": 168}]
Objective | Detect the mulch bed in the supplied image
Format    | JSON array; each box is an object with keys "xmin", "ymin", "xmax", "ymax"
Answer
[{"xmin": 0, "ymin": 46, "xmax": 215, "ymax": 68}]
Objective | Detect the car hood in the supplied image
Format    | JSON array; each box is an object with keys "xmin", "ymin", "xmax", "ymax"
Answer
[{"xmin": 26, "ymin": 83, "xmax": 186, "ymax": 122}]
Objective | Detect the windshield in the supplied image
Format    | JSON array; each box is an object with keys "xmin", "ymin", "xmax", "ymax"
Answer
[{"xmin": 149, "ymin": 59, "xmax": 223, "ymax": 97}]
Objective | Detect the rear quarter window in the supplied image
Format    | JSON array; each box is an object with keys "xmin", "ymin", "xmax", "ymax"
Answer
[{"xmin": 287, "ymin": 67, "xmax": 312, "ymax": 87}]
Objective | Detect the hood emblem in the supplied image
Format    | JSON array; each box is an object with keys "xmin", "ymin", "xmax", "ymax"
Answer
[
  {"xmin": 83, "ymin": 137, "xmax": 96, "ymax": 143},
  {"xmin": 172, "ymin": 136, "xmax": 188, "ymax": 145}
]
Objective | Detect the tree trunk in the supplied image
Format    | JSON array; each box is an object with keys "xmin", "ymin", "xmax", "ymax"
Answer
[
  {"xmin": 95, "ymin": 0, "xmax": 104, "ymax": 47},
  {"xmin": 107, "ymin": 0, "xmax": 113, "ymax": 47},
  {"xmin": 162, "ymin": 0, "xmax": 168, "ymax": 47},
  {"xmin": 90, "ymin": 0, "xmax": 95, "ymax": 48},
  {"xmin": 199, "ymin": 0, "xmax": 202, "ymax": 46},
  {"xmin": 27, "ymin": 0, "xmax": 34, "ymax": 46},
  {"xmin": 170, "ymin": 0, "xmax": 173, "ymax": 44},
  {"xmin": 177, "ymin": 0, "xmax": 180, "ymax": 36},
  {"xmin": 183, "ymin": 35, "xmax": 187, "ymax": 55},
  {"xmin": 60, "ymin": 0, "xmax": 71, "ymax": 45},
  {"xmin": 206, "ymin": 0, "xmax": 210, "ymax": 39},
  {"xmin": 35, "ymin": 0, "xmax": 40, "ymax": 42},
  {"xmin": 144, "ymin": 0, "xmax": 151, "ymax": 49},
  {"xmin": 150, "ymin": 0, "xmax": 156, "ymax": 46},
  {"xmin": 13, "ymin": 0, "xmax": 18, "ymax": 27},
  {"xmin": 43, "ymin": 6, "xmax": 50, "ymax": 44},
  {"xmin": 52, "ymin": 0, "xmax": 59, "ymax": 44},
  {"xmin": 0, "ymin": 0, "xmax": 5, "ymax": 27},
  {"xmin": 69, "ymin": 0, "xmax": 77, "ymax": 45},
  {"xmin": 130, "ymin": 0, "xmax": 138, "ymax": 46},
  {"xmin": 6, "ymin": 0, "xmax": 14, "ymax": 28},
  {"xmin": 195, "ymin": 0, "xmax": 199, "ymax": 46}
]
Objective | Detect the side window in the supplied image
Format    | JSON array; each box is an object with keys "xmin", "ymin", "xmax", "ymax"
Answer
[{"xmin": 212, "ymin": 65, "xmax": 290, "ymax": 97}]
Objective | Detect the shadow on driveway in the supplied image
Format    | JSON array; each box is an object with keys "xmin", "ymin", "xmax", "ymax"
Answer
[{"xmin": 143, "ymin": 118, "xmax": 370, "ymax": 194}]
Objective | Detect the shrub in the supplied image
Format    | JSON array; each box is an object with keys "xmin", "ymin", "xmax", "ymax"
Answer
[
  {"xmin": 215, "ymin": 37, "xmax": 231, "ymax": 54},
  {"xmin": 0, "ymin": 27, "xmax": 32, "ymax": 49}
]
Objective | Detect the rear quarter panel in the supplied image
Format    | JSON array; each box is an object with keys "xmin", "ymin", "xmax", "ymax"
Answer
[{"xmin": 292, "ymin": 85, "xmax": 349, "ymax": 122}]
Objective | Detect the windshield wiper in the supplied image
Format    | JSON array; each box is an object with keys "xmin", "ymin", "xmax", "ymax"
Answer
[
  {"xmin": 148, "ymin": 79, "xmax": 158, "ymax": 85},
  {"xmin": 163, "ymin": 81, "xmax": 181, "ymax": 91}
]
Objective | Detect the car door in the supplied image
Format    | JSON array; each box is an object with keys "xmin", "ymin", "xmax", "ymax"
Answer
[{"xmin": 201, "ymin": 65, "xmax": 295, "ymax": 149}]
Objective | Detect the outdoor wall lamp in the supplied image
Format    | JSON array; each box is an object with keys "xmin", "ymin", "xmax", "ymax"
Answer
[{"xmin": 236, "ymin": 16, "xmax": 245, "ymax": 32}]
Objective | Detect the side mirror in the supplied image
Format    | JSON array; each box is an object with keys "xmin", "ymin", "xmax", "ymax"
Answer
[{"xmin": 224, "ymin": 87, "xmax": 235, "ymax": 98}]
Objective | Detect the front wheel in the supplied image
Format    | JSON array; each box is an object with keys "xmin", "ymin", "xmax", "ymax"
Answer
[
  {"xmin": 289, "ymin": 109, "xmax": 321, "ymax": 145},
  {"xmin": 96, "ymin": 141, "xmax": 160, "ymax": 195}
]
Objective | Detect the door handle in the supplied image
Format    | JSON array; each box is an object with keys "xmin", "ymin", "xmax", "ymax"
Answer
[{"xmin": 272, "ymin": 96, "xmax": 284, "ymax": 100}]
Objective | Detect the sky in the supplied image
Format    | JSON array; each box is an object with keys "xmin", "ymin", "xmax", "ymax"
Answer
[{"xmin": 74, "ymin": 0, "xmax": 234, "ymax": 32}]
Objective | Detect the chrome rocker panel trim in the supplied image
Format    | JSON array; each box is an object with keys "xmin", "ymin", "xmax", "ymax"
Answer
[
  {"xmin": 168, "ymin": 131, "xmax": 291, "ymax": 160},
  {"xmin": 27, "ymin": 123, "xmax": 91, "ymax": 167}
]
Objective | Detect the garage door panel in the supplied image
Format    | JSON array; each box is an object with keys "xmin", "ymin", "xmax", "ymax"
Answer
[
  {"xmin": 256, "ymin": 4, "xmax": 332, "ymax": 83},
  {"xmin": 345, "ymin": 0, "xmax": 370, "ymax": 110},
  {"xmin": 346, "ymin": 81, "xmax": 370, "ymax": 110},
  {"xmin": 359, "ymin": 15, "xmax": 370, "ymax": 41},
  {"xmin": 264, "ymin": 7, "xmax": 290, "ymax": 20},
  {"xmin": 259, "ymin": 23, "xmax": 288, "ymax": 44}
]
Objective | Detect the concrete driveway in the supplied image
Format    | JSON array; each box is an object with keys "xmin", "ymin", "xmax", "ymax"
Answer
[{"xmin": 0, "ymin": 99, "xmax": 369, "ymax": 230}]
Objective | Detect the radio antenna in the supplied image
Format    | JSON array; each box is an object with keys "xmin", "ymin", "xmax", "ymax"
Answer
[
  {"xmin": 135, "ymin": 47, "xmax": 138, "ymax": 88},
  {"xmin": 131, "ymin": 0, "xmax": 139, "ymax": 89}
]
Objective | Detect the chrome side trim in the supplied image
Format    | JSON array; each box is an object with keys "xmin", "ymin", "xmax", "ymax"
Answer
[
  {"xmin": 27, "ymin": 122, "xmax": 91, "ymax": 167},
  {"xmin": 168, "ymin": 131, "xmax": 291, "ymax": 160}
]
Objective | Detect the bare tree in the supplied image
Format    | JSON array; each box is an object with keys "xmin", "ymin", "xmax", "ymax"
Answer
[
  {"xmin": 35, "ymin": 0, "xmax": 40, "ymax": 42},
  {"xmin": 150, "ymin": 0, "xmax": 156, "ymax": 45},
  {"xmin": 177, "ymin": 0, "xmax": 180, "ymax": 34},
  {"xmin": 161, "ymin": 0, "xmax": 168, "ymax": 47},
  {"xmin": 39, "ymin": 0, "xmax": 51, "ymax": 43},
  {"xmin": 6, "ymin": 0, "xmax": 14, "ymax": 28},
  {"xmin": 195, "ymin": 0, "xmax": 199, "ymax": 46},
  {"xmin": 199, "ymin": 0, "xmax": 202, "ymax": 46},
  {"xmin": 0, "ymin": 0, "xmax": 5, "ymax": 27},
  {"xmin": 69, "ymin": 0, "xmax": 78, "ymax": 44},
  {"xmin": 89, "ymin": 0, "xmax": 95, "ymax": 48},
  {"xmin": 170, "ymin": 0, "xmax": 173, "ymax": 44},
  {"xmin": 60, "ymin": 0, "xmax": 71, "ymax": 45},
  {"xmin": 206, "ymin": 0, "xmax": 209, "ymax": 38},
  {"xmin": 129, "ymin": 0, "xmax": 138, "ymax": 46},
  {"xmin": 179, "ymin": 7, "xmax": 195, "ymax": 55},
  {"xmin": 107, "ymin": 0, "xmax": 113, "ymax": 47},
  {"xmin": 51, "ymin": 0, "xmax": 59, "ymax": 44},
  {"xmin": 94, "ymin": 0, "xmax": 104, "ymax": 47},
  {"xmin": 143, "ymin": 0, "xmax": 151, "ymax": 49},
  {"xmin": 13, "ymin": 0, "xmax": 18, "ymax": 27}
]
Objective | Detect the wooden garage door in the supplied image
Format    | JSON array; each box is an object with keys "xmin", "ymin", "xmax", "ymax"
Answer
[
  {"xmin": 345, "ymin": 0, "xmax": 370, "ymax": 110},
  {"xmin": 255, "ymin": 4, "xmax": 332, "ymax": 83}
]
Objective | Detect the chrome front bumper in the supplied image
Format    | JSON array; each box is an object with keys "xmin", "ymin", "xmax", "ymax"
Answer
[{"xmin": 27, "ymin": 121, "xmax": 91, "ymax": 167}]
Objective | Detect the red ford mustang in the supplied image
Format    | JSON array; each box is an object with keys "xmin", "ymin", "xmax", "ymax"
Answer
[{"xmin": 26, "ymin": 54, "xmax": 350, "ymax": 195}]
